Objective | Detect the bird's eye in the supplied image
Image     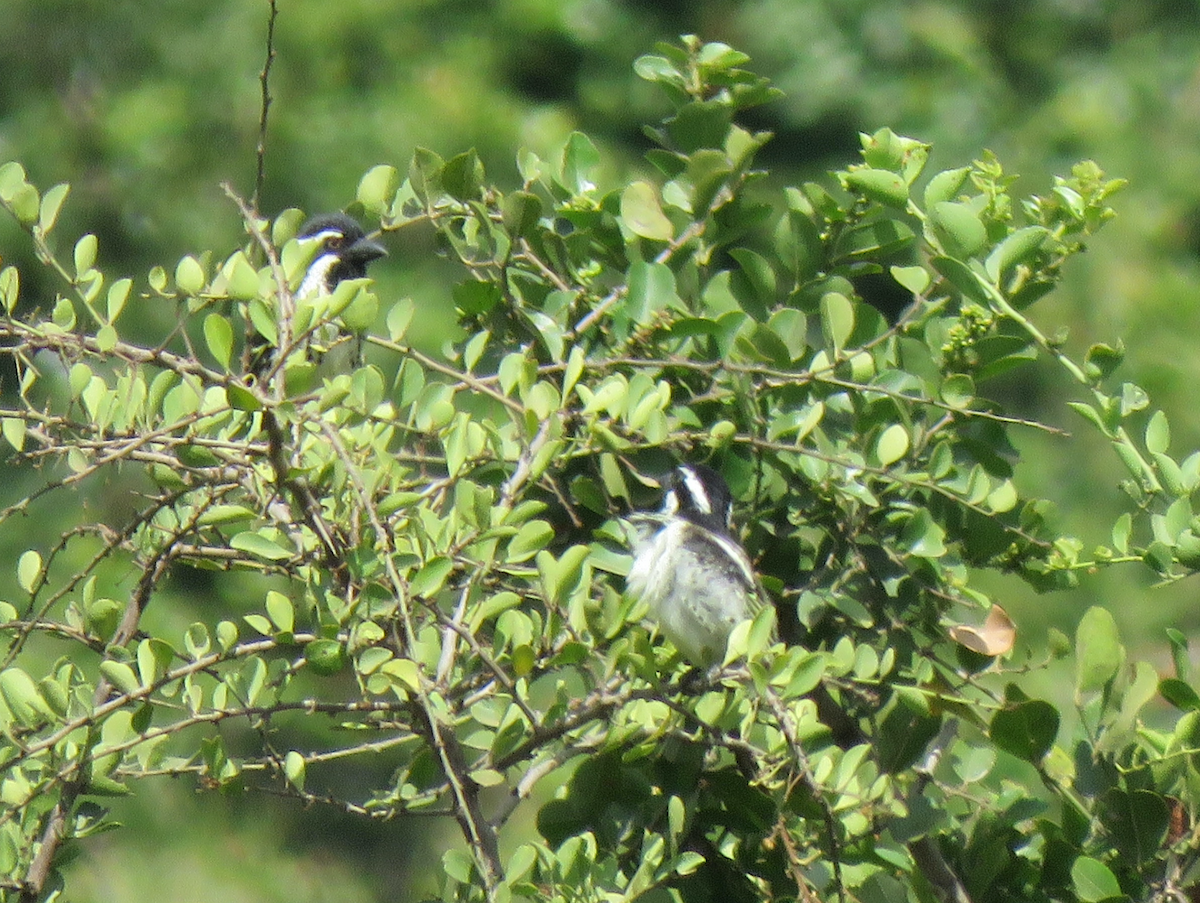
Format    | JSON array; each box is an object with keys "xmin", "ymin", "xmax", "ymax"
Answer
[{"xmin": 326, "ymin": 233, "xmax": 346, "ymax": 249}]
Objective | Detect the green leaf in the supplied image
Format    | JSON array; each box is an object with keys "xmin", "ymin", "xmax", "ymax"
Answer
[
  {"xmin": 175, "ymin": 255, "xmax": 205, "ymax": 295},
  {"xmin": 442, "ymin": 150, "xmax": 485, "ymax": 201},
  {"xmin": 985, "ymin": 226, "xmax": 1047, "ymax": 282},
  {"xmin": 940, "ymin": 373, "xmax": 975, "ymax": 408},
  {"xmin": 38, "ymin": 182, "xmax": 70, "ymax": 233},
  {"xmin": 0, "ymin": 667, "xmax": 54, "ymax": 726},
  {"xmin": 215, "ymin": 620, "xmax": 238, "ymax": 652},
  {"xmin": 243, "ymin": 614, "xmax": 273, "ymax": 637},
  {"xmin": 226, "ymin": 383, "xmax": 261, "ymax": 412},
  {"xmin": 1167, "ymin": 627, "xmax": 1189, "ymax": 681},
  {"xmin": 1076, "ymin": 606, "xmax": 1123, "ymax": 696},
  {"xmin": 929, "ymin": 201, "xmax": 987, "ymax": 259},
  {"xmin": 877, "ymin": 705, "xmax": 942, "ymax": 773},
  {"xmin": 890, "ymin": 264, "xmax": 930, "ymax": 295},
  {"xmin": 508, "ymin": 520, "xmax": 554, "ymax": 563},
  {"xmin": 203, "ymin": 313, "xmax": 234, "ymax": 370},
  {"xmin": 667, "ymin": 101, "xmax": 733, "ymax": 153},
  {"xmin": 990, "ymin": 699, "xmax": 1059, "ymax": 762},
  {"xmin": 0, "ymin": 266, "xmax": 18, "ymax": 314},
  {"xmin": 96, "ymin": 324, "xmax": 118, "ymax": 353},
  {"xmin": 443, "ymin": 848, "xmax": 475, "ymax": 884},
  {"xmin": 265, "ymin": 590, "xmax": 294, "ymax": 634},
  {"xmin": 1145, "ymin": 409, "xmax": 1170, "ymax": 455},
  {"xmin": 923, "ymin": 167, "xmax": 970, "ymax": 207},
  {"xmin": 766, "ymin": 308, "xmax": 806, "ymax": 360},
  {"xmin": 230, "ymin": 532, "xmax": 292, "ymax": 562},
  {"xmin": 729, "ymin": 248, "xmax": 776, "ymax": 316},
  {"xmin": 1099, "ymin": 788, "xmax": 1168, "ymax": 864},
  {"xmin": 819, "ymin": 292, "xmax": 854, "ymax": 353},
  {"xmin": 410, "ymin": 557, "xmax": 453, "ymax": 597},
  {"xmin": 107, "ymin": 277, "xmax": 132, "ymax": 323},
  {"xmin": 931, "ymin": 256, "xmax": 988, "ymax": 303},
  {"xmin": 99, "ymin": 660, "xmax": 141, "ymax": 697},
  {"xmin": 1160, "ymin": 677, "xmax": 1200, "ymax": 711},
  {"xmin": 2, "ymin": 417, "xmax": 25, "ymax": 452},
  {"xmin": 625, "ymin": 260, "xmax": 677, "ymax": 320},
  {"xmin": 305, "ymin": 639, "xmax": 346, "ymax": 676},
  {"xmin": 16, "ymin": 550, "xmax": 41, "ymax": 593},
  {"xmin": 284, "ymin": 750, "xmax": 306, "ymax": 791},
  {"xmin": 53, "ymin": 297, "xmax": 77, "ymax": 330},
  {"xmin": 356, "ymin": 164, "xmax": 399, "ymax": 214},
  {"xmin": 184, "ymin": 622, "xmax": 212, "ymax": 658},
  {"xmin": 1120, "ymin": 382, "xmax": 1149, "ymax": 416},
  {"xmin": 876, "ymin": 424, "xmax": 909, "ymax": 467},
  {"xmin": 620, "ymin": 181, "xmax": 674, "ymax": 241},
  {"xmin": 501, "ymin": 190, "xmax": 543, "ymax": 238},
  {"xmin": 453, "ymin": 280, "xmax": 501, "ymax": 317},
  {"xmin": 408, "ymin": 147, "xmax": 444, "ymax": 202},
  {"xmin": 697, "ymin": 40, "xmax": 750, "ymax": 70},
  {"xmin": 73, "ymin": 233, "xmax": 98, "ymax": 276},
  {"xmin": 633, "ymin": 53, "xmax": 684, "ymax": 87},
  {"xmin": 1084, "ymin": 341, "xmax": 1125, "ymax": 382},
  {"xmin": 1066, "ymin": 401, "xmax": 1111, "ymax": 436},
  {"xmin": 1070, "ymin": 856, "xmax": 1121, "ymax": 903},
  {"xmin": 843, "ymin": 168, "xmax": 909, "ymax": 208},
  {"xmin": 900, "ymin": 510, "xmax": 946, "ymax": 558},
  {"xmin": 560, "ymin": 132, "xmax": 599, "ymax": 196},
  {"xmin": 196, "ymin": 505, "xmax": 256, "ymax": 526},
  {"xmin": 224, "ymin": 252, "xmax": 260, "ymax": 301},
  {"xmin": 10, "ymin": 181, "xmax": 39, "ymax": 224},
  {"xmin": 0, "ymin": 161, "xmax": 25, "ymax": 200},
  {"xmin": 387, "ymin": 297, "xmax": 415, "ymax": 341},
  {"xmin": 137, "ymin": 638, "xmax": 174, "ymax": 687}
]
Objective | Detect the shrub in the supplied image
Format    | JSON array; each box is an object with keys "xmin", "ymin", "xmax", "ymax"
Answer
[{"xmin": 0, "ymin": 36, "xmax": 1196, "ymax": 903}]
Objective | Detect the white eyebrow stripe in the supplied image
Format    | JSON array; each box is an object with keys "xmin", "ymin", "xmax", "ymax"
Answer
[
  {"xmin": 303, "ymin": 229, "xmax": 344, "ymax": 244},
  {"xmin": 679, "ymin": 466, "xmax": 711, "ymax": 515}
]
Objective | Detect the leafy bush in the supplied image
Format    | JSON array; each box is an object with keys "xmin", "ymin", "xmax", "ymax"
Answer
[{"xmin": 1, "ymin": 36, "xmax": 1198, "ymax": 903}]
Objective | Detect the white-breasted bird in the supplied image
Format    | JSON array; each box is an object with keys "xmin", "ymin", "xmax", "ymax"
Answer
[
  {"xmin": 626, "ymin": 463, "xmax": 764, "ymax": 668},
  {"xmin": 294, "ymin": 212, "xmax": 387, "ymax": 372},
  {"xmin": 249, "ymin": 212, "xmax": 386, "ymax": 379}
]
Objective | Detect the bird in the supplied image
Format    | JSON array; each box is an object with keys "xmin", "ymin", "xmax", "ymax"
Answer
[
  {"xmin": 294, "ymin": 212, "xmax": 387, "ymax": 306},
  {"xmin": 248, "ymin": 212, "xmax": 386, "ymax": 380},
  {"xmin": 294, "ymin": 212, "xmax": 387, "ymax": 373},
  {"xmin": 626, "ymin": 463, "xmax": 765, "ymax": 668}
]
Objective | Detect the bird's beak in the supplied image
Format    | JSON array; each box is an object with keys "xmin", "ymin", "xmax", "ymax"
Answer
[{"xmin": 347, "ymin": 235, "xmax": 387, "ymax": 264}]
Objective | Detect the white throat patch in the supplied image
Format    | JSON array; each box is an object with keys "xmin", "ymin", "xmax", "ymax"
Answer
[{"xmin": 297, "ymin": 252, "xmax": 340, "ymax": 301}]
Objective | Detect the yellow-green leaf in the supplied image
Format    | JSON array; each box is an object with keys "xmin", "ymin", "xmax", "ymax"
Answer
[
  {"xmin": 204, "ymin": 313, "xmax": 234, "ymax": 370},
  {"xmin": 620, "ymin": 181, "xmax": 674, "ymax": 241}
]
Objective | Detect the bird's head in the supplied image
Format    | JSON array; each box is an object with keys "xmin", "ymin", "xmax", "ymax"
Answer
[
  {"xmin": 663, "ymin": 463, "xmax": 735, "ymax": 535},
  {"xmin": 296, "ymin": 212, "xmax": 387, "ymax": 298}
]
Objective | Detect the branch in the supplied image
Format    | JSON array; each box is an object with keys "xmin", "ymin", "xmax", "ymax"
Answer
[{"xmin": 252, "ymin": 0, "xmax": 279, "ymax": 212}]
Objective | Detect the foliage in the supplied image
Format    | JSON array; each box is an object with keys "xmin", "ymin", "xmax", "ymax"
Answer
[{"xmin": 1, "ymin": 35, "xmax": 1200, "ymax": 903}]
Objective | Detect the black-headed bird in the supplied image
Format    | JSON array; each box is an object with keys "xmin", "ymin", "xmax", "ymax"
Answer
[
  {"xmin": 249, "ymin": 212, "xmax": 386, "ymax": 380},
  {"xmin": 627, "ymin": 463, "xmax": 765, "ymax": 668}
]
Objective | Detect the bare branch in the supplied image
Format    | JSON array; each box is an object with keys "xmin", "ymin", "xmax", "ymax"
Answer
[{"xmin": 251, "ymin": 0, "xmax": 279, "ymax": 212}]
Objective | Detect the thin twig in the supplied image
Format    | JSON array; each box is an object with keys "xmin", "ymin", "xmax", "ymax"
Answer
[{"xmin": 251, "ymin": 0, "xmax": 279, "ymax": 212}]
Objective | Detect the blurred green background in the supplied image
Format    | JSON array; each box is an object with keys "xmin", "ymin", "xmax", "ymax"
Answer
[{"xmin": 3, "ymin": 1, "xmax": 1200, "ymax": 898}]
